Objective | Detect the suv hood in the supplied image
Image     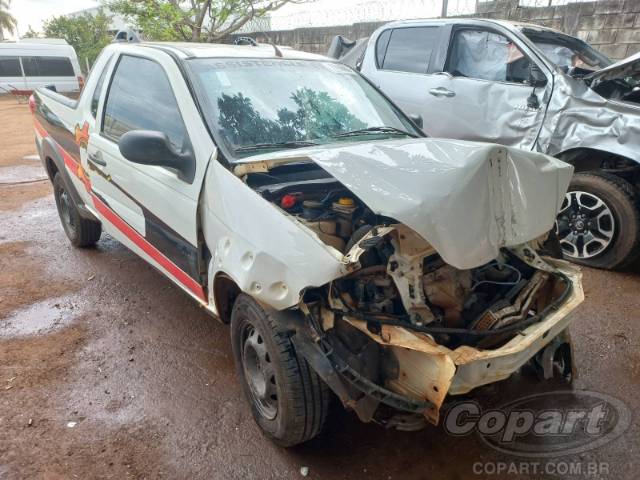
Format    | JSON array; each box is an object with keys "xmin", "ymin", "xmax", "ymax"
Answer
[
  {"xmin": 234, "ymin": 138, "xmax": 573, "ymax": 269},
  {"xmin": 585, "ymin": 51, "xmax": 640, "ymax": 86}
]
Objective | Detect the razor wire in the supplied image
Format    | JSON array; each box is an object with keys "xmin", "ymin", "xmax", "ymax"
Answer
[{"xmin": 236, "ymin": 0, "xmax": 597, "ymax": 33}]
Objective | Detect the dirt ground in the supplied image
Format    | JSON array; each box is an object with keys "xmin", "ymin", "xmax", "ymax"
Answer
[{"xmin": 0, "ymin": 94, "xmax": 639, "ymax": 479}]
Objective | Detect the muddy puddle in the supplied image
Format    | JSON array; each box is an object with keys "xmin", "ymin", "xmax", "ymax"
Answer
[
  {"xmin": 0, "ymin": 164, "xmax": 47, "ymax": 185},
  {"xmin": 0, "ymin": 297, "xmax": 79, "ymax": 337}
]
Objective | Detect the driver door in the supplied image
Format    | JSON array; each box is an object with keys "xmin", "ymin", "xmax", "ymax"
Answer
[
  {"xmin": 420, "ymin": 26, "xmax": 551, "ymax": 150},
  {"xmin": 87, "ymin": 50, "xmax": 212, "ymax": 302}
]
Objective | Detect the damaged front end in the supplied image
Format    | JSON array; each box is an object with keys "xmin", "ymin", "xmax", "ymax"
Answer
[
  {"xmin": 234, "ymin": 139, "xmax": 582, "ymax": 429},
  {"xmin": 295, "ymin": 227, "xmax": 582, "ymax": 427}
]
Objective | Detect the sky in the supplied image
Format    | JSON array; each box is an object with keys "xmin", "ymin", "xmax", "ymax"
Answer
[
  {"xmin": 7, "ymin": 0, "xmax": 99, "ymax": 39},
  {"xmin": 5, "ymin": 0, "xmax": 477, "ymax": 40}
]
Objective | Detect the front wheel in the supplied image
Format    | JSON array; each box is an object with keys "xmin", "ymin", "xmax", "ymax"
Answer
[
  {"xmin": 230, "ymin": 294, "xmax": 330, "ymax": 447},
  {"xmin": 555, "ymin": 171, "xmax": 640, "ymax": 269}
]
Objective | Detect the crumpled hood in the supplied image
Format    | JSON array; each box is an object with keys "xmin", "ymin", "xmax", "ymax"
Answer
[
  {"xmin": 309, "ymin": 139, "xmax": 572, "ymax": 269},
  {"xmin": 585, "ymin": 51, "xmax": 640, "ymax": 86},
  {"xmin": 235, "ymin": 138, "xmax": 573, "ymax": 270}
]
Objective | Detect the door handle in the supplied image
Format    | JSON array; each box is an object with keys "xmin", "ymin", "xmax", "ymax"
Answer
[
  {"xmin": 429, "ymin": 87, "xmax": 456, "ymax": 98},
  {"xmin": 88, "ymin": 151, "xmax": 106, "ymax": 166}
]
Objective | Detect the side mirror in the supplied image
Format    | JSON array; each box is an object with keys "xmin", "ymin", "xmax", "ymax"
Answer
[
  {"xmin": 44, "ymin": 84, "xmax": 57, "ymax": 92},
  {"xmin": 529, "ymin": 63, "xmax": 547, "ymax": 88},
  {"xmin": 409, "ymin": 114, "xmax": 423, "ymax": 129},
  {"xmin": 118, "ymin": 130, "xmax": 195, "ymax": 183}
]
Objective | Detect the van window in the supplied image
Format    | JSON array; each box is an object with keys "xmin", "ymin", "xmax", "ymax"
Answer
[
  {"xmin": 0, "ymin": 56, "xmax": 22, "ymax": 77},
  {"xmin": 102, "ymin": 55, "xmax": 187, "ymax": 149},
  {"xmin": 379, "ymin": 27, "xmax": 439, "ymax": 74},
  {"xmin": 21, "ymin": 56, "xmax": 75, "ymax": 77},
  {"xmin": 445, "ymin": 29, "xmax": 530, "ymax": 84}
]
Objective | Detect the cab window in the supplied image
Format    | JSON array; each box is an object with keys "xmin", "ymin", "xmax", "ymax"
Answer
[
  {"xmin": 378, "ymin": 27, "xmax": 440, "ymax": 74},
  {"xmin": 445, "ymin": 29, "xmax": 531, "ymax": 84},
  {"xmin": 102, "ymin": 55, "xmax": 187, "ymax": 149},
  {"xmin": 90, "ymin": 57, "xmax": 112, "ymax": 118}
]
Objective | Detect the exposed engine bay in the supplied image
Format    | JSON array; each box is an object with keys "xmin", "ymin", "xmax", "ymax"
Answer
[
  {"xmin": 245, "ymin": 161, "xmax": 579, "ymax": 427},
  {"xmin": 589, "ymin": 76, "xmax": 640, "ymax": 104}
]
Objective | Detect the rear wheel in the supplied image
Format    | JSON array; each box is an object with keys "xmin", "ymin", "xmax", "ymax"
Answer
[
  {"xmin": 230, "ymin": 294, "xmax": 330, "ymax": 447},
  {"xmin": 53, "ymin": 173, "xmax": 101, "ymax": 247},
  {"xmin": 555, "ymin": 171, "xmax": 640, "ymax": 269}
]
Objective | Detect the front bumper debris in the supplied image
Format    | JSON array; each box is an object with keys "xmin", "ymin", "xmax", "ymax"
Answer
[{"xmin": 293, "ymin": 259, "xmax": 583, "ymax": 425}]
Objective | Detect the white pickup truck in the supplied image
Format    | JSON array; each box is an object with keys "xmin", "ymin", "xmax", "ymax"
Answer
[{"xmin": 32, "ymin": 39, "xmax": 584, "ymax": 446}]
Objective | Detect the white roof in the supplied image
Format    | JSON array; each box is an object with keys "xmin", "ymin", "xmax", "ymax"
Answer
[
  {"xmin": 1, "ymin": 38, "xmax": 69, "ymax": 46},
  {"xmin": 125, "ymin": 41, "xmax": 331, "ymax": 61}
]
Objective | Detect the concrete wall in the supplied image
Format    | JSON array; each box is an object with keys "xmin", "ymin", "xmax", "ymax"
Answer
[{"xmin": 230, "ymin": 0, "xmax": 640, "ymax": 61}]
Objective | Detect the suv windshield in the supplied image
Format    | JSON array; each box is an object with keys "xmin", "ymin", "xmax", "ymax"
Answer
[
  {"xmin": 187, "ymin": 58, "xmax": 421, "ymax": 159},
  {"xmin": 522, "ymin": 28, "xmax": 612, "ymax": 73}
]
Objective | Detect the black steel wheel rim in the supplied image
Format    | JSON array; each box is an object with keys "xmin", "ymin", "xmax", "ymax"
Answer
[{"xmin": 241, "ymin": 323, "xmax": 278, "ymax": 420}]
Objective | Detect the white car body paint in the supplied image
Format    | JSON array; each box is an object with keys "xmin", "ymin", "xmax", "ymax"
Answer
[{"xmin": 202, "ymin": 158, "xmax": 346, "ymax": 312}]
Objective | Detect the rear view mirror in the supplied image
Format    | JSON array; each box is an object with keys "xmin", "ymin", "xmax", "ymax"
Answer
[
  {"xmin": 529, "ymin": 63, "xmax": 547, "ymax": 88},
  {"xmin": 118, "ymin": 130, "xmax": 195, "ymax": 183}
]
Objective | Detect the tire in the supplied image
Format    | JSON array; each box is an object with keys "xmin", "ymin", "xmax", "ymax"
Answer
[
  {"xmin": 555, "ymin": 171, "xmax": 640, "ymax": 270},
  {"xmin": 230, "ymin": 294, "xmax": 330, "ymax": 447},
  {"xmin": 53, "ymin": 172, "xmax": 101, "ymax": 248}
]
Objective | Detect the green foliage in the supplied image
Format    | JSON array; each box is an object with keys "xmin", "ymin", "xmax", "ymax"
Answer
[
  {"xmin": 107, "ymin": 0, "xmax": 302, "ymax": 42},
  {"xmin": 217, "ymin": 88, "xmax": 366, "ymax": 147},
  {"xmin": 108, "ymin": 0, "xmax": 187, "ymax": 41},
  {"xmin": 43, "ymin": 10, "xmax": 113, "ymax": 73},
  {"xmin": 0, "ymin": 0, "xmax": 17, "ymax": 40}
]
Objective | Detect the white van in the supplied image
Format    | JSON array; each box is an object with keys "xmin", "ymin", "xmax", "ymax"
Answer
[{"xmin": 0, "ymin": 39, "xmax": 83, "ymax": 94}]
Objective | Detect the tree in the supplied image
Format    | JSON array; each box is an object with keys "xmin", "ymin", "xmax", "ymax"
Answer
[
  {"xmin": 107, "ymin": 0, "xmax": 307, "ymax": 42},
  {"xmin": 43, "ymin": 10, "xmax": 113, "ymax": 73},
  {"xmin": 0, "ymin": 0, "xmax": 17, "ymax": 41},
  {"xmin": 22, "ymin": 25, "xmax": 40, "ymax": 38}
]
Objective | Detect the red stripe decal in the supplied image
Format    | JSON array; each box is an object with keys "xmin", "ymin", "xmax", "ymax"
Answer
[
  {"xmin": 57, "ymin": 143, "xmax": 79, "ymax": 170},
  {"xmin": 34, "ymin": 118, "xmax": 49, "ymax": 138},
  {"xmin": 92, "ymin": 194, "xmax": 207, "ymax": 302}
]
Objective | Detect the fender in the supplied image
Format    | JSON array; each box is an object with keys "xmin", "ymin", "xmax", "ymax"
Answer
[{"xmin": 40, "ymin": 135, "xmax": 99, "ymax": 222}]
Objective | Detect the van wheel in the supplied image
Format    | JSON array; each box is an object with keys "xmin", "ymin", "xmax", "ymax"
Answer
[
  {"xmin": 555, "ymin": 171, "xmax": 640, "ymax": 269},
  {"xmin": 230, "ymin": 294, "xmax": 330, "ymax": 447},
  {"xmin": 53, "ymin": 173, "xmax": 101, "ymax": 247}
]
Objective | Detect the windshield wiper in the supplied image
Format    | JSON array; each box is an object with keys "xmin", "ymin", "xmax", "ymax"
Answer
[
  {"xmin": 330, "ymin": 126, "xmax": 418, "ymax": 139},
  {"xmin": 234, "ymin": 140, "xmax": 318, "ymax": 153}
]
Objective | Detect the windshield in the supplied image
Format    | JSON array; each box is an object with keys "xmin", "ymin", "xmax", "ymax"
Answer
[
  {"xmin": 522, "ymin": 28, "xmax": 612, "ymax": 72},
  {"xmin": 187, "ymin": 58, "xmax": 421, "ymax": 159}
]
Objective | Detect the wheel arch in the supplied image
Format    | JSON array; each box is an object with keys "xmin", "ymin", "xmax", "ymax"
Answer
[
  {"xmin": 555, "ymin": 147, "xmax": 638, "ymax": 174},
  {"xmin": 40, "ymin": 137, "xmax": 98, "ymax": 222},
  {"xmin": 45, "ymin": 155, "xmax": 59, "ymax": 181},
  {"xmin": 212, "ymin": 272, "xmax": 242, "ymax": 324}
]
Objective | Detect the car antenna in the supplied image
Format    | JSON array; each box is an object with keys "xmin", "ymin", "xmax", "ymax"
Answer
[
  {"xmin": 235, "ymin": 34, "xmax": 282, "ymax": 57},
  {"xmin": 259, "ymin": 31, "xmax": 283, "ymax": 58}
]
